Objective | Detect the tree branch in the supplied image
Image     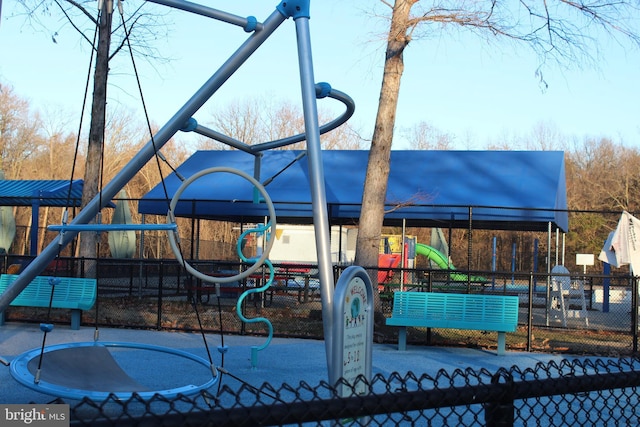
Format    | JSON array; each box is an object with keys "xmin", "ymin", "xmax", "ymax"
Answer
[{"xmin": 403, "ymin": 0, "xmax": 640, "ymax": 68}]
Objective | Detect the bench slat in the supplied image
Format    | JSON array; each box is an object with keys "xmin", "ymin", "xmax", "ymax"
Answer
[
  {"xmin": 386, "ymin": 291, "xmax": 519, "ymax": 354},
  {"xmin": 0, "ymin": 274, "xmax": 97, "ymax": 311},
  {"xmin": 388, "ymin": 292, "xmax": 518, "ymax": 331}
]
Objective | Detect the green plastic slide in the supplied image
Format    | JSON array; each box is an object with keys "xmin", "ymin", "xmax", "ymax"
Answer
[
  {"xmin": 415, "ymin": 243, "xmax": 486, "ymax": 283},
  {"xmin": 416, "ymin": 243, "xmax": 453, "ymax": 270}
]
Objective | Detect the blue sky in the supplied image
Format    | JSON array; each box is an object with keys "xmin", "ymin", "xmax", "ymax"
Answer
[{"xmin": 1, "ymin": 0, "xmax": 639, "ymax": 149}]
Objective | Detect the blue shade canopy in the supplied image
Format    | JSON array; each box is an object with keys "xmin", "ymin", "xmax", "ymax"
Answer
[
  {"xmin": 138, "ymin": 150, "xmax": 569, "ymax": 232},
  {"xmin": 0, "ymin": 179, "xmax": 121, "ymax": 255},
  {"xmin": 0, "ymin": 180, "xmax": 84, "ymax": 206}
]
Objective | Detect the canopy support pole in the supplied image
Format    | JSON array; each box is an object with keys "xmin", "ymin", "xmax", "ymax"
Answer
[{"xmin": 546, "ymin": 221, "xmax": 552, "ymax": 326}]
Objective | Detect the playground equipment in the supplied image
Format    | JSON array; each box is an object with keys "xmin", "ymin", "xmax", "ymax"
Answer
[
  {"xmin": 415, "ymin": 243, "xmax": 486, "ymax": 284},
  {"xmin": 377, "ymin": 253, "xmax": 403, "ymax": 290},
  {"xmin": 377, "ymin": 239, "xmax": 487, "ymax": 292},
  {"xmin": 0, "ymin": 0, "xmax": 356, "ymax": 399},
  {"xmin": 10, "ymin": 342, "xmax": 218, "ymax": 401},
  {"xmin": 416, "ymin": 243, "xmax": 453, "ymax": 269}
]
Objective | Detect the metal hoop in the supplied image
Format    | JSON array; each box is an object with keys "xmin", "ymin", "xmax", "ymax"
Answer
[{"xmin": 167, "ymin": 167, "xmax": 277, "ymax": 284}]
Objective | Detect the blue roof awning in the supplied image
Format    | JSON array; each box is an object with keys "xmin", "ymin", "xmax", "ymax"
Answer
[
  {"xmin": 0, "ymin": 180, "xmax": 84, "ymax": 206},
  {"xmin": 138, "ymin": 150, "xmax": 569, "ymax": 232}
]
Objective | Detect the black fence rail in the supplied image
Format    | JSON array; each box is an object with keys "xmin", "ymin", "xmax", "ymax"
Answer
[{"xmin": 68, "ymin": 357, "xmax": 640, "ymax": 426}]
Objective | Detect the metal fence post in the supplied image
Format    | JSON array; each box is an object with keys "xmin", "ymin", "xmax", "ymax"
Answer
[
  {"xmin": 633, "ymin": 275, "xmax": 638, "ymax": 353},
  {"xmin": 484, "ymin": 370, "xmax": 514, "ymax": 427},
  {"xmin": 527, "ymin": 272, "xmax": 534, "ymax": 352},
  {"xmin": 157, "ymin": 260, "xmax": 163, "ymax": 330}
]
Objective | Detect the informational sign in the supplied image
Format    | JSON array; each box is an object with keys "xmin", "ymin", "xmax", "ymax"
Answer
[
  {"xmin": 342, "ymin": 276, "xmax": 367, "ymax": 385},
  {"xmin": 576, "ymin": 253, "xmax": 595, "ymax": 266},
  {"xmin": 576, "ymin": 253, "xmax": 595, "ymax": 276},
  {"xmin": 331, "ymin": 266, "xmax": 373, "ymax": 397}
]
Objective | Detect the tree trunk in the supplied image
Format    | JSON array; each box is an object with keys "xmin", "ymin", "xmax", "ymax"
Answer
[
  {"xmin": 79, "ymin": 3, "xmax": 113, "ymax": 277},
  {"xmin": 355, "ymin": 0, "xmax": 415, "ymax": 320},
  {"xmin": 38, "ymin": 206, "xmax": 49, "ymax": 255}
]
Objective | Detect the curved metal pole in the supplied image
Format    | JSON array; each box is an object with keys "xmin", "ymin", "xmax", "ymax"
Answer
[{"xmin": 189, "ymin": 85, "xmax": 355, "ymax": 153}]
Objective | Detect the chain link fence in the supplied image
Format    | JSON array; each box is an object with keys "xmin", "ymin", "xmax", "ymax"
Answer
[
  {"xmin": 3, "ymin": 255, "xmax": 640, "ymax": 424},
  {"xmin": 2, "ymin": 256, "xmax": 638, "ymax": 356},
  {"xmin": 63, "ymin": 356, "xmax": 640, "ymax": 426}
]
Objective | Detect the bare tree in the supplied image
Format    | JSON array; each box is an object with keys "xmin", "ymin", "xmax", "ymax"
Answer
[
  {"xmin": 567, "ymin": 137, "xmax": 640, "ymax": 213},
  {"xmin": 526, "ymin": 121, "xmax": 569, "ymax": 152},
  {"xmin": 563, "ymin": 137, "xmax": 640, "ymax": 255},
  {"xmin": 355, "ymin": 0, "xmax": 640, "ymax": 317},
  {"xmin": 13, "ymin": 0, "xmax": 170, "ymax": 275},
  {"xmin": 484, "ymin": 121, "xmax": 570, "ymax": 151},
  {"xmin": 403, "ymin": 120, "xmax": 454, "ymax": 150},
  {"xmin": 0, "ymin": 84, "xmax": 42, "ymax": 177}
]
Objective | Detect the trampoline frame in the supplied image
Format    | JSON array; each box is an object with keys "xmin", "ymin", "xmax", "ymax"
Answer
[{"xmin": 10, "ymin": 341, "xmax": 218, "ymax": 401}]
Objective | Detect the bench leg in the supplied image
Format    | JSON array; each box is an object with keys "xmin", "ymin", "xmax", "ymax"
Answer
[
  {"xmin": 497, "ymin": 332, "xmax": 506, "ymax": 356},
  {"xmin": 0, "ymin": 310, "xmax": 4, "ymax": 326},
  {"xmin": 70, "ymin": 309, "xmax": 81, "ymax": 330},
  {"xmin": 397, "ymin": 327, "xmax": 407, "ymax": 351}
]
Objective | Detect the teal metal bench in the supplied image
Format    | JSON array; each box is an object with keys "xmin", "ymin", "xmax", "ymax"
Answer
[
  {"xmin": 386, "ymin": 291, "xmax": 519, "ymax": 355},
  {"xmin": 0, "ymin": 274, "xmax": 96, "ymax": 330}
]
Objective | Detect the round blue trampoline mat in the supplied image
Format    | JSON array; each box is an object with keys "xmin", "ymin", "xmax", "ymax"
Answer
[{"xmin": 10, "ymin": 341, "xmax": 218, "ymax": 401}]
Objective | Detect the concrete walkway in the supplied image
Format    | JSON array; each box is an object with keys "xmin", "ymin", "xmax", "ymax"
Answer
[{"xmin": 0, "ymin": 321, "xmax": 590, "ymax": 405}]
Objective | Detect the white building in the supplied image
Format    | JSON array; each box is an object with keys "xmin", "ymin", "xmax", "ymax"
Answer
[{"xmin": 259, "ymin": 224, "xmax": 357, "ymax": 265}]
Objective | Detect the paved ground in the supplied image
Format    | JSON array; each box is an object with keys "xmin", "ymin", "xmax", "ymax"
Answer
[{"xmin": 0, "ymin": 321, "xmax": 589, "ymax": 405}]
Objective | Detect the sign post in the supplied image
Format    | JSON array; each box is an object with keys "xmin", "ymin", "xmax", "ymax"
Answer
[
  {"xmin": 576, "ymin": 253, "xmax": 596, "ymax": 310},
  {"xmin": 331, "ymin": 266, "xmax": 373, "ymax": 397}
]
